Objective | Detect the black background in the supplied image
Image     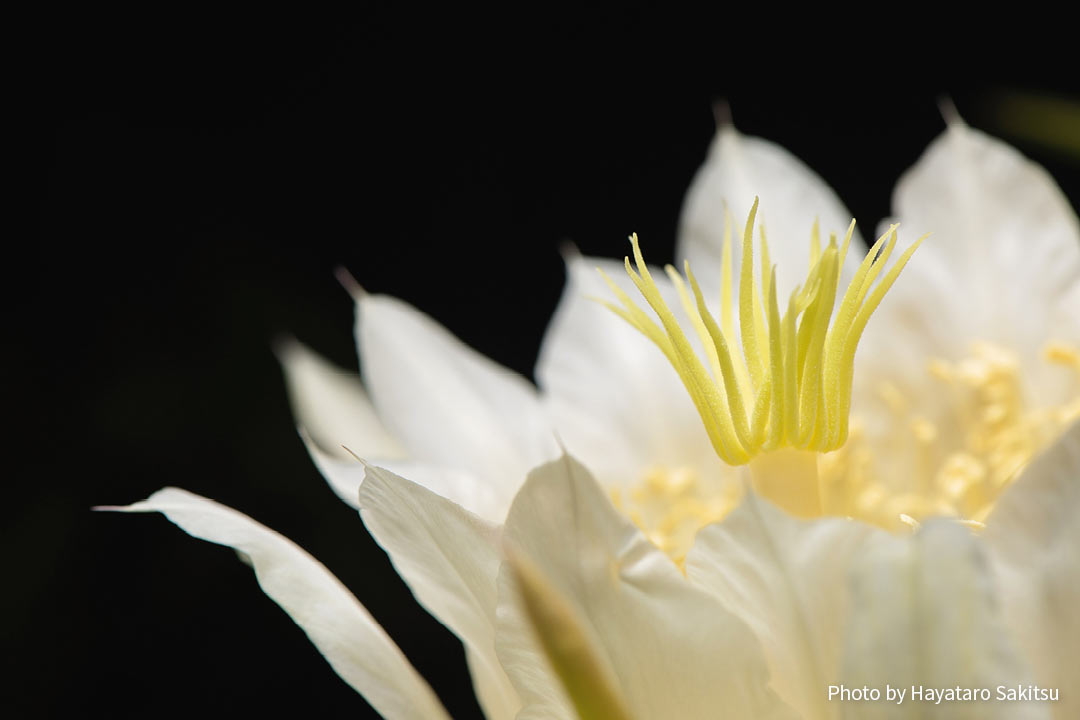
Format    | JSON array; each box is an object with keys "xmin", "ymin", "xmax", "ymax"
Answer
[{"xmin": 13, "ymin": 9, "xmax": 1080, "ymax": 719}]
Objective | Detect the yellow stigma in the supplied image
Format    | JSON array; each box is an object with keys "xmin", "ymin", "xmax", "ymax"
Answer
[{"xmin": 601, "ymin": 198, "xmax": 925, "ymax": 467}]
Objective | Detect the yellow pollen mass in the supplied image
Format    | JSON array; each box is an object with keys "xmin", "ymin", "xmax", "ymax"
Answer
[
  {"xmin": 609, "ymin": 466, "xmax": 740, "ymax": 566},
  {"xmin": 820, "ymin": 341, "xmax": 1080, "ymax": 530},
  {"xmin": 600, "ymin": 198, "xmax": 925, "ymax": 468}
]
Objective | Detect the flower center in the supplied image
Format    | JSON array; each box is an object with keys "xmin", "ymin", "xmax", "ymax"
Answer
[
  {"xmin": 601, "ymin": 198, "xmax": 923, "ymax": 527},
  {"xmin": 602, "ymin": 200, "xmax": 1078, "ymax": 556},
  {"xmin": 819, "ymin": 341, "xmax": 1080, "ymax": 530}
]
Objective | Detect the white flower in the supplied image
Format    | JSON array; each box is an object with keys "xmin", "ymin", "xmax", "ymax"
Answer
[{"xmin": 104, "ymin": 113, "xmax": 1080, "ymax": 719}]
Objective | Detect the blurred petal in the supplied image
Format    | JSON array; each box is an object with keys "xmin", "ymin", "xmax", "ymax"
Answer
[
  {"xmin": 686, "ymin": 493, "xmax": 882, "ymax": 719},
  {"xmin": 358, "ymin": 294, "xmax": 558, "ymax": 521},
  {"xmin": 677, "ymin": 124, "xmax": 861, "ymax": 300},
  {"xmin": 537, "ymin": 255, "xmax": 719, "ymax": 488},
  {"xmin": 841, "ymin": 520, "xmax": 1047, "ymax": 719},
  {"xmin": 874, "ymin": 120, "xmax": 1080, "ymax": 402},
  {"xmin": 358, "ymin": 464, "xmax": 521, "ymax": 720},
  {"xmin": 496, "ymin": 455, "xmax": 795, "ymax": 720},
  {"xmin": 103, "ymin": 488, "xmax": 450, "ymax": 720},
  {"xmin": 984, "ymin": 422, "xmax": 1080, "ymax": 720},
  {"xmin": 277, "ymin": 338, "xmax": 405, "ymax": 461}
]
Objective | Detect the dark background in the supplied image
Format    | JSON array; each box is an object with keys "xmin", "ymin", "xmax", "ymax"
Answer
[{"xmin": 11, "ymin": 9, "xmax": 1080, "ymax": 718}]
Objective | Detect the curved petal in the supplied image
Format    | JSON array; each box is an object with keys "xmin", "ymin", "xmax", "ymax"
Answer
[
  {"xmin": 277, "ymin": 338, "xmax": 405, "ymax": 461},
  {"xmin": 357, "ymin": 294, "xmax": 558, "ymax": 521},
  {"xmin": 495, "ymin": 454, "xmax": 795, "ymax": 720},
  {"xmin": 358, "ymin": 464, "xmax": 521, "ymax": 720},
  {"xmin": 100, "ymin": 488, "xmax": 450, "ymax": 720},
  {"xmin": 686, "ymin": 493, "xmax": 883, "ymax": 719},
  {"xmin": 841, "ymin": 520, "xmax": 1048, "ymax": 719},
  {"xmin": 536, "ymin": 254, "xmax": 726, "ymax": 490},
  {"xmin": 676, "ymin": 124, "xmax": 862, "ymax": 301},
  {"xmin": 984, "ymin": 421, "xmax": 1080, "ymax": 720}
]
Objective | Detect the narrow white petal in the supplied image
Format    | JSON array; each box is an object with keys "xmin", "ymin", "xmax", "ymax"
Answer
[
  {"xmin": 358, "ymin": 294, "xmax": 557, "ymax": 522},
  {"xmin": 277, "ymin": 338, "xmax": 405, "ymax": 461},
  {"xmin": 495, "ymin": 455, "xmax": 796, "ymax": 720},
  {"xmin": 841, "ymin": 520, "xmax": 1048, "ymax": 719},
  {"xmin": 677, "ymin": 125, "xmax": 861, "ymax": 300},
  {"xmin": 984, "ymin": 422, "xmax": 1080, "ymax": 720},
  {"xmin": 686, "ymin": 493, "xmax": 883, "ymax": 719},
  {"xmin": 358, "ymin": 464, "xmax": 521, "ymax": 720},
  {"xmin": 104, "ymin": 488, "xmax": 450, "ymax": 720},
  {"xmin": 536, "ymin": 255, "xmax": 723, "ymax": 489}
]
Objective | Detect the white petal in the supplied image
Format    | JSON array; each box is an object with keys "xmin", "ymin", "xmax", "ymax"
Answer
[
  {"xmin": 536, "ymin": 255, "xmax": 724, "ymax": 489},
  {"xmin": 841, "ymin": 520, "xmax": 1047, "ymax": 719},
  {"xmin": 676, "ymin": 124, "xmax": 861, "ymax": 300},
  {"xmin": 984, "ymin": 422, "xmax": 1080, "ymax": 720},
  {"xmin": 358, "ymin": 464, "xmax": 521, "ymax": 720},
  {"xmin": 358, "ymin": 294, "xmax": 557, "ymax": 522},
  {"xmin": 304, "ymin": 434, "xmax": 501, "ymax": 520},
  {"xmin": 878, "ymin": 120, "xmax": 1080, "ymax": 402},
  {"xmin": 686, "ymin": 493, "xmax": 883, "ymax": 719},
  {"xmin": 103, "ymin": 488, "xmax": 450, "ymax": 720},
  {"xmin": 495, "ymin": 455, "xmax": 795, "ymax": 720},
  {"xmin": 277, "ymin": 338, "xmax": 405, "ymax": 461},
  {"xmin": 850, "ymin": 122, "xmax": 1080, "ymax": 492}
]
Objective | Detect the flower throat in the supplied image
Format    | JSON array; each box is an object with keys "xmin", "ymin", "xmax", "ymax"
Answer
[{"xmin": 601, "ymin": 199, "xmax": 924, "ymax": 554}]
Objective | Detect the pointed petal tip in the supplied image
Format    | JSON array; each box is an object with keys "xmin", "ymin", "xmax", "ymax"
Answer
[
  {"xmin": 333, "ymin": 265, "xmax": 367, "ymax": 299},
  {"xmin": 341, "ymin": 444, "xmax": 368, "ymax": 466},
  {"xmin": 712, "ymin": 98, "xmax": 734, "ymax": 129},
  {"xmin": 551, "ymin": 431, "xmax": 568, "ymax": 456},
  {"xmin": 271, "ymin": 333, "xmax": 300, "ymax": 362},
  {"xmin": 937, "ymin": 95, "xmax": 967, "ymax": 129},
  {"xmin": 558, "ymin": 239, "xmax": 582, "ymax": 262}
]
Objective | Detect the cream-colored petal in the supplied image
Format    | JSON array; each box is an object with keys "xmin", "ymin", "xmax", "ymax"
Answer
[
  {"xmin": 304, "ymin": 434, "xmax": 502, "ymax": 520},
  {"xmin": 495, "ymin": 455, "xmax": 795, "ymax": 720},
  {"xmin": 101, "ymin": 488, "xmax": 450, "ymax": 720},
  {"xmin": 277, "ymin": 337, "xmax": 405, "ymax": 461},
  {"xmin": 873, "ymin": 119, "xmax": 1080, "ymax": 404},
  {"xmin": 536, "ymin": 255, "xmax": 724, "ymax": 490},
  {"xmin": 357, "ymin": 294, "xmax": 558, "ymax": 522},
  {"xmin": 841, "ymin": 520, "xmax": 1048, "ymax": 719},
  {"xmin": 983, "ymin": 421, "xmax": 1080, "ymax": 720},
  {"xmin": 686, "ymin": 493, "xmax": 883, "ymax": 719},
  {"xmin": 358, "ymin": 464, "xmax": 521, "ymax": 720},
  {"xmin": 677, "ymin": 124, "xmax": 862, "ymax": 301},
  {"xmin": 848, "ymin": 121, "xmax": 1080, "ymax": 498}
]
